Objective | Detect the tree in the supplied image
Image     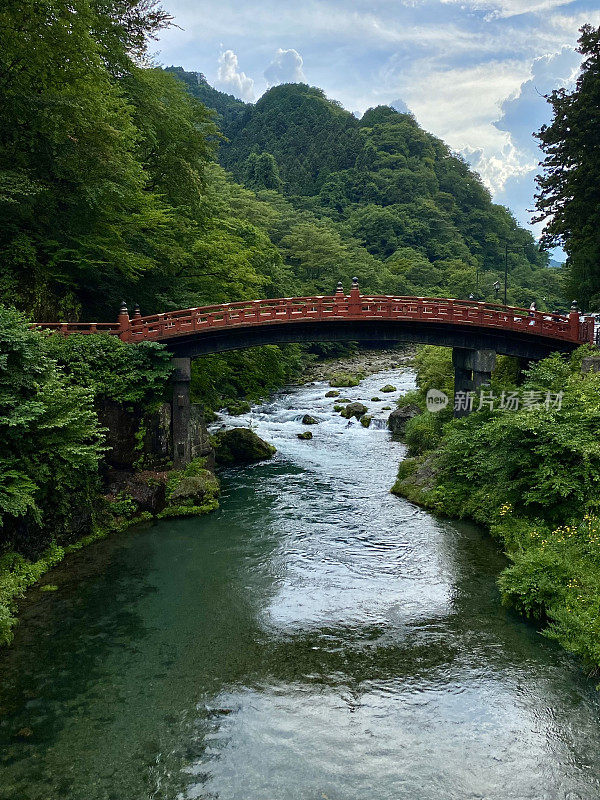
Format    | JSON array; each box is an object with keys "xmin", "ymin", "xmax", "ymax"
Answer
[
  {"xmin": 534, "ymin": 25, "xmax": 600, "ymax": 309},
  {"xmin": 0, "ymin": 0, "xmax": 175, "ymax": 319},
  {"xmin": 243, "ymin": 152, "xmax": 283, "ymax": 191},
  {"xmin": 0, "ymin": 308, "xmax": 104, "ymax": 550}
]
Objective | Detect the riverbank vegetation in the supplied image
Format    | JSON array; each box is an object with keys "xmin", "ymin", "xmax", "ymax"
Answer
[
  {"xmin": 0, "ymin": 306, "xmax": 178, "ymax": 644},
  {"xmin": 392, "ymin": 345, "xmax": 600, "ymax": 669}
]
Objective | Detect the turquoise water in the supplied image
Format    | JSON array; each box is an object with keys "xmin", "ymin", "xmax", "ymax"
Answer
[{"xmin": 1, "ymin": 368, "xmax": 600, "ymax": 799}]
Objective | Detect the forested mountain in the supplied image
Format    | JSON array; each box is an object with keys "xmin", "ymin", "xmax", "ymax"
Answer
[
  {"xmin": 0, "ymin": 1, "xmax": 563, "ymax": 326},
  {"xmin": 167, "ymin": 72, "xmax": 563, "ymax": 309}
]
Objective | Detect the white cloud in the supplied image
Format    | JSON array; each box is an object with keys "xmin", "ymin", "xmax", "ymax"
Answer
[
  {"xmin": 440, "ymin": 0, "xmax": 576, "ymax": 20},
  {"xmin": 548, "ymin": 9, "xmax": 600, "ymax": 33},
  {"xmin": 400, "ymin": 59, "xmax": 533, "ymax": 190},
  {"xmin": 216, "ymin": 49, "xmax": 255, "ymax": 101},
  {"xmin": 264, "ymin": 48, "xmax": 306, "ymax": 86}
]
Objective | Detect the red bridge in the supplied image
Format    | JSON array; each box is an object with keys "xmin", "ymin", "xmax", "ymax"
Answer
[
  {"xmin": 36, "ymin": 280, "xmax": 593, "ymax": 357},
  {"xmin": 35, "ymin": 279, "xmax": 595, "ymax": 463}
]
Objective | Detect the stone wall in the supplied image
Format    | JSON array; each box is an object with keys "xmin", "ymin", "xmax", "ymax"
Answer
[{"xmin": 97, "ymin": 400, "xmax": 212, "ymax": 470}]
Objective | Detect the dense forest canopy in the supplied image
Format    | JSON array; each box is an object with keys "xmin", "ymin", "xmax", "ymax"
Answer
[{"xmin": 0, "ymin": 0, "xmax": 568, "ymax": 324}]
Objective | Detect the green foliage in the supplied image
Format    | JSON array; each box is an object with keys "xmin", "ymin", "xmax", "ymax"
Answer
[
  {"xmin": 190, "ymin": 345, "xmax": 304, "ymax": 414},
  {"xmin": 222, "ymin": 84, "xmax": 362, "ymax": 196},
  {"xmin": 0, "ymin": 308, "xmax": 104, "ymax": 547},
  {"xmin": 244, "ymin": 152, "xmax": 283, "ymax": 191},
  {"xmin": 160, "ymin": 457, "xmax": 220, "ymax": 519},
  {"xmin": 0, "ymin": 0, "xmax": 194, "ymax": 320},
  {"xmin": 198, "ymin": 82, "xmax": 561, "ymax": 309},
  {"xmin": 329, "ymin": 372, "xmax": 361, "ymax": 387},
  {"xmin": 431, "ymin": 357, "xmax": 600, "ymax": 525},
  {"xmin": 45, "ymin": 334, "xmax": 172, "ymax": 405},
  {"xmin": 534, "ymin": 25, "xmax": 600, "ymax": 309},
  {"xmin": 0, "ymin": 545, "xmax": 65, "ymax": 645},
  {"xmin": 396, "ymin": 344, "xmax": 600, "ymax": 669},
  {"xmin": 413, "ymin": 346, "xmax": 455, "ymax": 398}
]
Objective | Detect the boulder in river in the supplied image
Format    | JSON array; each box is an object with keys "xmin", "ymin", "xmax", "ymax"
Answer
[
  {"xmin": 371, "ymin": 397, "xmax": 382, "ymax": 402},
  {"xmin": 297, "ymin": 431, "xmax": 313, "ymax": 440},
  {"xmin": 340, "ymin": 402, "xmax": 368, "ymax": 420},
  {"xmin": 302, "ymin": 414, "xmax": 319, "ymax": 425},
  {"xmin": 212, "ymin": 428, "xmax": 276, "ymax": 465},
  {"xmin": 360, "ymin": 415, "xmax": 372, "ymax": 428},
  {"xmin": 388, "ymin": 404, "xmax": 421, "ymax": 433},
  {"xmin": 325, "ymin": 390, "xmax": 340, "ymax": 397},
  {"xmin": 329, "ymin": 372, "xmax": 361, "ymax": 388},
  {"xmin": 380, "ymin": 384, "xmax": 397, "ymax": 393}
]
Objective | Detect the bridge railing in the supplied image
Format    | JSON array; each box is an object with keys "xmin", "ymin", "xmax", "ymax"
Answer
[{"xmin": 33, "ymin": 294, "xmax": 594, "ymax": 345}]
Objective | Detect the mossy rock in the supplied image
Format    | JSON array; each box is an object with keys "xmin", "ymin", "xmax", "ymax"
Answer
[
  {"xmin": 167, "ymin": 471, "xmax": 220, "ymax": 508},
  {"xmin": 380, "ymin": 384, "xmax": 397, "ymax": 393},
  {"xmin": 340, "ymin": 402, "xmax": 368, "ymax": 420},
  {"xmin": 391, "ymin": 454, "xmax": 440, "ymax": 506},
  {"xmin": 338, "ymin": 398, "xmax": 351, "ymax": 403},
  {"xmin": 388, "ymin": 404, "xmax": 421, "ymax": 433},
  {"xmin": 333, "ymin": 404, "xmax": 343, "ymax": 412},
  {"xmin": 371, "ymin": 397, "xmax": 382, "ymax": 402},
  {"xmin": 297, "ymin": 431, "xmax": 313, "ymax": 440},
  {"xmin": 382, "ymin": 406, "xmax": 392, "ymax": 410},
  {"xmin": 329, "ymin": 372, "xmax": 361, "ymax": 388},
  {"xmin": 212, "ymin": 428, "xmax": 276, "ymax": 465},
  {"xmin": 360, "ymin": 415, "xmax": 372, "ymax": 428},
  {"xmin": 325, "ymin": 390, "xmax": 340, "ymax": 397},
  {"xmin": 302, "ymin": 414, "xmax": 319, "ymax": 425},
  {"xmin": 226, "ymin": 400, "xmax": 251, "ymax": 416}
]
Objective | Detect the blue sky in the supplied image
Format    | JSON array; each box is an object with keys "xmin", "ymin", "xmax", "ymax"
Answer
[{"xmin": 154, "ymin": 0, "xmax": 600, "ymax": 251}]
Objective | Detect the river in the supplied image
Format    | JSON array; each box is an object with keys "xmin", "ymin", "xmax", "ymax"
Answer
[{"xmin": 1, "ymin": 367, "xmax": 600, "ymax": 800}]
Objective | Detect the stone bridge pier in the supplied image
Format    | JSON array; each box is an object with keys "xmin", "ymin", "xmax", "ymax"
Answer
[
  {"xmin": 172, "ymin": 356, "xmax": 192, "ymax": 467},
  {"xmin": 452, "ymin": 348, "xmax": 496, "ymax": 417}
]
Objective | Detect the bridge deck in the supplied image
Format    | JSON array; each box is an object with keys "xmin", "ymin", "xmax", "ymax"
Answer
[{"xmin": 35, "ymin": 294, "xmax": 594, "ymax": 347}]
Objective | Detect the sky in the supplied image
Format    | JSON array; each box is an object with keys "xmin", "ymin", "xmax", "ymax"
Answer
[{"xmin": 154, "ymin": 0, "xmax": 600, "ymax": 253}]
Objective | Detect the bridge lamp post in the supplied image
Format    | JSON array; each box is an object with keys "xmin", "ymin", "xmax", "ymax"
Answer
[{"xmin": 493, "ymin": 280, "xmax": 501, "ymax": 300}]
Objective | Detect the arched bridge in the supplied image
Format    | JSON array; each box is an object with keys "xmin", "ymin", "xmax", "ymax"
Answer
[
  {"xmin": 38, "ymin": 280, "xmax": 593, "ymax": 359},
  {"xmin": 36, "ymin": 280, "xmax": 595, "ymax": 464}
]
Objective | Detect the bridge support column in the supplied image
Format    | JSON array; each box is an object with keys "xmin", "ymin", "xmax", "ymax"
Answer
[
  {"xmin": 452, "ymin": 348, "xmax": 496, "ymax": 417},
  {"xmin": 172, "ymin": 357, "xmax": 192, "ymax": 467}
]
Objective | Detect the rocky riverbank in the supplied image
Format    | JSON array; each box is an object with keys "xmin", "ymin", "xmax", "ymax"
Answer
[{"xmin": 300, "ymin": 346, "xmax": 413, "ymax": 384}]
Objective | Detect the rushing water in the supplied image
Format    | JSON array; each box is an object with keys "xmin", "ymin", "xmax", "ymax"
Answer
[{"xmin": 2, "ymin": 367, "xmax": 600, "ymax": 800}]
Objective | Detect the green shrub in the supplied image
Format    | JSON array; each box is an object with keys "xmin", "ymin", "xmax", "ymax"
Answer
[
  {"xmin": 45, "ymin": 333, "xmax": 172, "ymax": 405},
  {"xmin": 191, "ymin": 345, "xmax": 303, "ymax": 414},
  {"xmin": 397, "ymin": 345, "xmax": 600, "ymax": 670},
  {"xmin": 0, "ymin": 309, "xmax": 105, "ymax": 551},
  {"xmin": 403, "ymin": 411, "xmax": 443, "ymax": 455}
]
